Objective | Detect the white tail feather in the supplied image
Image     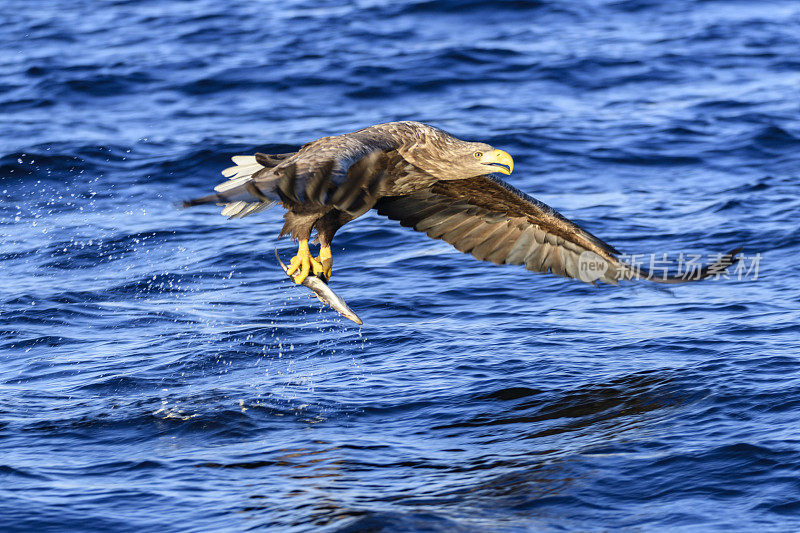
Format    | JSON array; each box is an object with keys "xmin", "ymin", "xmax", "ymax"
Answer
[
  {"xmin": 215, "ymin": 155, "xmax": 265, "ymax": 191},
  {"xmin": 221, "ymin": 163, "xmax": 261, "ymax": 179},
  {"xmin": 212, "ymin": 154, "xmax": 279, "ymax": 219},
  {"xmin": 221, "ymin": 166, "xmax": 239, "ymax": 178},
  {"xmin": 222, "ymin": 200, "xmax": 275, "ymax": 219},
  {"xmin": 215, "ymin": 175, "xmax": 251, "ymax": 192},
  {"xmin": 231, "ymin": 155, "xmax": 257, "ymax": 165},
  {"xmin": 236, "ymin": 164, "xmax": 262, "ymax": 177},
  {"xmin": 221, "ymin": 201, "xmax": 249, "ymax": 216}
]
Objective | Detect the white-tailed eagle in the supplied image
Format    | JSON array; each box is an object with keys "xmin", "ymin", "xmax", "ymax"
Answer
[{"xmin": 184, "ymin": 121, "xmax": 740, "ymax": 286}]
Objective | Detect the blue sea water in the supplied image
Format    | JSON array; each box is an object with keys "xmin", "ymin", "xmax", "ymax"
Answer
[{"xmin": 2, "ymin": 0, "xmax": 800, "ymax": 530}]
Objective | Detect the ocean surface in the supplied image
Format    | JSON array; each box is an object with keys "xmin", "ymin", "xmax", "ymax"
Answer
[{"xmin": 2, "ymin": 0, "xmax": 800, "ymax": 531}]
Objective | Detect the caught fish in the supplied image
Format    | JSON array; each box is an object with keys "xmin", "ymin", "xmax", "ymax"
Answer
[{"xmin": 274, "ymin": 250, "xmax": 363, "ymax": 325}]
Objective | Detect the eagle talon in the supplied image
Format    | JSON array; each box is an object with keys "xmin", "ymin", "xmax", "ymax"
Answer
[
  {"xmin": 286, "ymin": 255, "xmax": 302, "ymax": 274},
  {"xmin": 286, "ymin": 239, "xmax": 330, "ymax": 285},
  {"xmin": 285, "ymin": 239, "xmax": 324, "ymax": 284},
  {"xmin": 311, "ymin": 257, "xmax": 329, "ymax": 282},
  {"xmin": 315, "ymin": 245, "xmax": 333, "ymax": 282}
]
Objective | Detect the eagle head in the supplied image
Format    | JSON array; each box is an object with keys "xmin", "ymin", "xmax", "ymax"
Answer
[
  {"xmin": 435, "ymin": 141, "xmax": 514, "ymax": 179},
  {"xmin": 461, "ymin": 143, "xmax": 514, "ymax": 177},
  {"xmin": 395, "ymin": 122, "xmax": 514, "ymax": 179}
]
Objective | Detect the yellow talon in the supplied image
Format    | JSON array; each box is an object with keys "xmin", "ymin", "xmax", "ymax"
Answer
[
  {"xmin": 285, "ymin": 239, "xmax": 326, "ymax": 284},
  {"xmin": 315, "ymin": 245, "xmax": 333, "ymax": 281},
  {"xmin": 287, "ymin": 255, "xmax": 302, "ymax": 274}
]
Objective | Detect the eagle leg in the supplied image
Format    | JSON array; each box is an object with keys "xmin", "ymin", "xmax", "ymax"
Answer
[
  {"xmin": 313, "ymin": 245, "xmax": 333, "ymax": 282},
  {"xmin": 285, "ymin": 239, "xmax": 326, "ymax": 284},
  {"xmin": 312, "ymin": 210, "xmax": 352, "ymax": 283}
]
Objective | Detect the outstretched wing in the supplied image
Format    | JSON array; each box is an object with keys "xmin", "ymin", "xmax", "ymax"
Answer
[
  {"xmin": 262, "ymin": 134, "xmax": 393, "ymax": 208},
  {"xmin": 375, "ymin": 175, "xmax": 740, "ymax": 284},
  {"xmin": 184, "ymin": 124, "xmax": 416, "ymax": 218}
]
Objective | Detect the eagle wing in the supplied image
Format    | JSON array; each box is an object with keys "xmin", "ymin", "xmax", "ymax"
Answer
[
  {"xmin": 267, "ymin": 134, "xmax": 400, "ymax": 211},
  {"xmin": 375, "ymin": 175, "xmax": 740, "ymax": 284},
  {"xmin": 185, "ymin": 123, "xmax": 423, "ymax": 218}
]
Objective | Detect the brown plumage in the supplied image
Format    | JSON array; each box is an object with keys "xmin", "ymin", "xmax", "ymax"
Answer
[{"xmin": 184, "ymin": 121, "xmax": 741, "ymax": 285}]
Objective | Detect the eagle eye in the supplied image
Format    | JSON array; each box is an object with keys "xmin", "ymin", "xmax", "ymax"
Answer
[{"xmin": 473, "ymin": 151, "xmax": 483, "ymax": 159}]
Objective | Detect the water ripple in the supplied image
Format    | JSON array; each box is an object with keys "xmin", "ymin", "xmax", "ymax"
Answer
[{"xmin": 1, "ymin": 0, "xmax": 799, "ymax": 531}]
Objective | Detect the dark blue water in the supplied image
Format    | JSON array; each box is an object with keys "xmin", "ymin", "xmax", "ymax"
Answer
[{"xmin": 2, "ymin": 0, "xmax": 800, "ymax": 531}]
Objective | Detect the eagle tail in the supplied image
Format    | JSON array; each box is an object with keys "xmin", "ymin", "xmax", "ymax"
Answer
[{"xmin": 182, "ymin": 155, "xmax": 280, "ymax": 219}]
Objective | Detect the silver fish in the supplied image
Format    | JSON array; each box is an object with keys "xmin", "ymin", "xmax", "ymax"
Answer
[{"xmin": 274, "ymin": 250, "xmax": 363, "ymax": 325}]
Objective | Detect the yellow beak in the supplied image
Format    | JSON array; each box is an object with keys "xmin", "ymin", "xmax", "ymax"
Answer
[{"xmin": 481, "ymin": 149, "xmax": 514, "ymax": 175}]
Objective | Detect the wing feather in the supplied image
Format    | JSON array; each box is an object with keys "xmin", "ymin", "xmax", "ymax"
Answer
[
  {"xmin": 375, "ymin": 175, "xmax": 740, "ymax": 284},
  {"xmin": 505, "ymin": 226, "xmax": 537, "ymax": 265},
  {"xmin": 426, "ymin": 212, "xmax": 476, "ymax": 239},
  {"xmin": 441, "ymin": 217, "xmax": 487, "ymax": 245},
  {"xmin": 471, "ymin": 222, "xmax": 514, "ymax": 262},
  {"xmin": 526, "ymin": 242, "xmax": 550, "ymax": 272},
  {"xmin": 415, "ymin": 206, "xmax": 464, "ymax": 233},
  {"xmin": 485, "ymin": 224, "xmax": 524, "ymax": 265},
  {"xmin": 453, "ymin": 222, "xmax": 506, "ymax": 254}
]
